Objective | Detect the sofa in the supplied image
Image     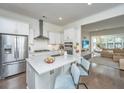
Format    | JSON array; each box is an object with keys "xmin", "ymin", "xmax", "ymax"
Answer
[
  {"xmin": 101, "ymin": 48, "xmax": 124, "ymax": 62},
  {"xmin": 101, "ymin": 48, "xmax": 113, "ymax": 58},
  {"xmin": 113, "ymin": 48, "xmax": 124, "ymax": 62}
]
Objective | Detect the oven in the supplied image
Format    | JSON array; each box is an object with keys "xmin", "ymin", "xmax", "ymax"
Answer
[{"xmin": 64, "ymin": 42, "xmax": 73, "ymax": 55}]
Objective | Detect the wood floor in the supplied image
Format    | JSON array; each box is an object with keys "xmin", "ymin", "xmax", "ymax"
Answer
[
  {"xmin": 80, "ymin": 63, "xmax": 124, "ymax": 89},
  {"xmin": 0, "ymin": 73, "xmax": 26, "ymax": 89},
  {"xmin": 0, "ymin": 62, "xmax": 124, "ymax": 89}
]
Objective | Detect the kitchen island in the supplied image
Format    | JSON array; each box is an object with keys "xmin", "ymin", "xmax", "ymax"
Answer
[{"xmin": 26, "ymin": 55, "xmax": 78, "ymax": 89}]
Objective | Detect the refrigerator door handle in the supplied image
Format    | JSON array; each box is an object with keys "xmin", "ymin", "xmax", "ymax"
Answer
[
  {"xmin": 16, "ymin": 36, "xmax": 20, "ymax": 59},
  {"xmin": 14, "ymin": 37, "xmax": 17, "ymax": 58},
  {"xmin": 16, "ymin": 36, "xmax": 19, "ymax": 59},
  {"xmin": 17, "ymin": 47, "xmax": 19, "ymax": 59},
  {"xmin": 14, "ymin": 49, "xmax": 16, "ymax": 58}
]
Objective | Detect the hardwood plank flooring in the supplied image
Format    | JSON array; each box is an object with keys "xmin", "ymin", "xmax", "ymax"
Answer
[
  {"xmin": 0, "ymin": 73, "xmax": 26, "ymax": 89},
  {"xmin": 80, "ymin": 63, "xmax": 124, "ymax": 89}
]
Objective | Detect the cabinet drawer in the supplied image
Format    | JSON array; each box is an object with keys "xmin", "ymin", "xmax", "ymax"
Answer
[{"xmin": 1, "ymin": 61, "xmax": 26, "ymax": 78}]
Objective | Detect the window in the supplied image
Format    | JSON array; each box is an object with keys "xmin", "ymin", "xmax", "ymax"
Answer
[{"xmin": 92, "ymin": 34, "xmax": 124, "ymax": 49}]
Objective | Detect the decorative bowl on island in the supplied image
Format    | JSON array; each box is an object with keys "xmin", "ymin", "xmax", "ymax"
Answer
[{"xmin": 44, "ymin": 56, "xmax": 55, "ymax": 64}]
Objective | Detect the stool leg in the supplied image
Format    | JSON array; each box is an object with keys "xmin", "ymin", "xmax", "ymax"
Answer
[
  {"xmin": 83, "ymin": 83, "xmax": 88, "ymax": 89},
  {"xmin": 78, "ymin": 83, "xmax": 88, "ymax": 89}
]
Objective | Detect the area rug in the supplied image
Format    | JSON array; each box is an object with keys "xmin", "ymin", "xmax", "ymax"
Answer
[{"xmin": 91, "ymin": 56, "xmax": 119, "ymax": 69}]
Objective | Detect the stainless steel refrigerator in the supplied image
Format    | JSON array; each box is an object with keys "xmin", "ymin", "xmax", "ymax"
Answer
[{"xmin": 0, "ymin": 34, "xmax": 28, "ymax": 79}]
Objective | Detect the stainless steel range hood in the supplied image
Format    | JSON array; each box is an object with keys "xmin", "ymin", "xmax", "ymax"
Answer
[{"xmin": 34, "ymin": 20, "xmax": 49, "ymax": 40}]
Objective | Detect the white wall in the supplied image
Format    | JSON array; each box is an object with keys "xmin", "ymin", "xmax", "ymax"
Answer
[{"xmin": 0, "ymin": 8, "xmax": 63, "ymax": 52}]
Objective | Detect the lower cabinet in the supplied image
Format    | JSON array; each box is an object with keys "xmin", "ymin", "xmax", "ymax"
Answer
[
  {"xmin": 35, "ymin": 72, "xmax": 51, "ymax": 89},
  {"xmin": 35, "ymin": 67, "xmax": 63, "ymax": 89},
  {"xmin": 26, "ymin": 63, "xmax": 35, "ymax": 89},
  {"xmin": 50, "ymin": 67, "xmax": 62, "ymax": 88},
  {"xmin": 27, "ymin": 63, "xmax": 71, "ymax": 89},
  {"xmin": 63, "ymin": 64, "xmax": 71, "ymax": 74}
]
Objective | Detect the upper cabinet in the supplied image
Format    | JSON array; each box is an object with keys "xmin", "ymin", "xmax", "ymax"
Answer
[
  {"xmin": 64, "ymin": 28, "xmax": 75, "ymax": 42},
  {"xmin": 64, "ymin": 27, "xmax": 81, "ymax": 43},
  {"xmin": 60, "ymin": 32, "xmax": 64, "ymax": 44},
  {"xmin": 16, "ymin": 22, "xmax": 29, "ymax": 35},
  {"xmin": 55, "ymin": 32, "xmax": 61, "ymax": 44},
  {"xmin": 0, "ymin": 17, "xmax": 29, "ymax": 35},
  {"xmin": 49, "ymin": 32, "xmax": 63, "ymax": 44},
  {"xmin": 0, "ymin": 18, "xmax": 16, "ymax": 34},
  {"xmin": 49, "ymin": 32, "xmax": 55, "ymax": 44}
]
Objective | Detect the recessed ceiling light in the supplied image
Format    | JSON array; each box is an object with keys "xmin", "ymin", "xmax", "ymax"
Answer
[
  {"xmin": 88, "ymin": 3, "xmax": 92, "ymax": 5},
  {"xmin": 59, "ymin": 17, "xmax": 63, "ymax": 20}
]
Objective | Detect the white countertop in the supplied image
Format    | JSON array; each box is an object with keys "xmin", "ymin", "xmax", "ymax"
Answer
[
  {"xmin": 26, "ymin": 55, "xmax": 78, "ymax": 75},
  {"xmin": 29, "ymin": 50, "xmax": 60, "ymax": 56}
]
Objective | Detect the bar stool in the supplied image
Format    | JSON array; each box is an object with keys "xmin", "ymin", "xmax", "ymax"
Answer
[
  {"xmin": 78, "ymin": 57, "xmax": 91, "ymax": 75},
  {"xmin": 77, "ymin": 57, "xmax": 91, "ymax": 89},
  {"xmin": 54, "ymin": 63, "xmax": 82, "ymax": 89}
]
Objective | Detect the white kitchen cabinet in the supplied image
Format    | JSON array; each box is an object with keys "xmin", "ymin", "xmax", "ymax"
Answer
[
  {"xmin": 32, "ymin": 20, "xmax": 39, "ymax": 38},
  {"xmin": 35, "ymin": 72, "xmax": 51, "ymax": 89},
  {"xmin": 63, "ymin": 64, "xmax": 71, "ymax": 74},
  {"xmin": 50, "ymin": 67, "xmax": 62, "ymax": 88},
  {"xmin": 0, "ymin": 17, "xmax": 29, "ymax": 35},
  {"xmin": 55, "ymin": 33, "xmax": 61, "ymax": 44},
  {"xmin": 29, "ymin": 29, "xmax": 34, "ymax": 45},
  {"xmin": 49, "ymin": 32, "xmax": 63, "ymax": 44},
  {"xmin": 49, "ymin": 32, "xmax": 56, "ymax": 44},
  {"xmin": 64, "ymin": 28, "xmax": 75, "ymax": 42},
  {"xmin": 60, "ymin": 32, "xmax": 64, "ymax": 44},
  {"xmin": 26, "ymin": 63, "xmax": 35, "ymax": 89},
  {"xmin": 0, "ymin": 17, "xmax": 16, "ymax": 34},
  {"xmin": 49, "ymin": 70, "xmax": 55, "ymax": 88},
  {"xmin": 64, "ymin": 27, "xmax": 81, "ymax": 43},
  {"xmin": 16, "ymin": 21, "xmax": 29, "ymax": 35},
  {"xmin": 27, "ymin": 64, "xmax": 62, "ymax": 89},
  {"xmin": 27, "ymin": 62, "xmax": 51, "ymax": 89},
  {"xmin": 27, "ymin": 61, "xmax": 64, "ymax": 89}
]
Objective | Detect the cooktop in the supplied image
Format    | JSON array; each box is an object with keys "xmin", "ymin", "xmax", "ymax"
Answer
[{"xmin": 34, "ymin": 50, "xmax": 50, "ymax": 52}]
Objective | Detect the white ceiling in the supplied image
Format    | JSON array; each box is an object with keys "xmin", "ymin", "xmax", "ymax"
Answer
[
  {"xmin": 0, "ymin": 3, "xmax": 121, "ymax": 26},
  {"xmin": 82, "ymin": 15, "xmax": 124, "ymax": 32}
]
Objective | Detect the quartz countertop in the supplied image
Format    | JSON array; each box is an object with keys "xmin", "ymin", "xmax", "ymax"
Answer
[
  {"xmin": 29, "ymin": 50, "xmax": 60, "ymax": 56},
  {"xmin": 26, "ymin": 55, "xmax": 78, "ymax": 75}
]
